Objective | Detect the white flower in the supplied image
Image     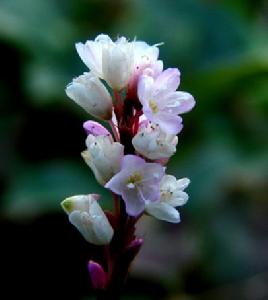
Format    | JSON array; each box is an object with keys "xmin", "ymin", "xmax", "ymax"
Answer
[
  {"xmin": 61, "ymin": 194, "xmax": 114, "ymax": 245},
  {"xmin": 145, "ymin": 175, "xmax": 190, "ymax": 223},
  {"xmin": 76, "ymin": 34, "xmax": 134, "ymax": 90},
  {"xmin": 66, "ymin": 72, "xmax": 112, "ymax": 120},
  {"xmin": 132, "ymin": 122, "xmax": 178, "ymax": 160},
  {"xmin": 82, "ymin": 134, "xmax": 124, "ymax": 185}
]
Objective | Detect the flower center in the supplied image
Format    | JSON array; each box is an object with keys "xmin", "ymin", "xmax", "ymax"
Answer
[
  {"xmin": 126, "ymin": 172, "xmax": 142, "ymax": 189},
  {"xmin": 149, "ymin": 100, "xmax": 159, "ymax": 114}
]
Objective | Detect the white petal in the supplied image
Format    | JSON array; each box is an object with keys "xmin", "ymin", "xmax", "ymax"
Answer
[
  {"xmin": 146, "ymin": 202, "xmax": 180, "ymax": 223},
  {"xmin": 63, "ymin": 194, "xmax": 100, "ymax": 214},
  {"xmin": 176, "ymin": 178, "xmax": 190, "ymax": 190},
  {"xmin": 89, "ymin": 201, "xmax": 114, "ymax": 244},
  {"xmin": 102, "ymin": 42, "xmax": 133, "ymax": 90},
  {"xmin": 75, "ymin": 42, "xmax": 103, "ymax": 77},
  {"xmin": 168, "ymin": 191, "xmax": 189, "ymax": 207},
  {"xmin": 161, "ymin": 175, "xmax": 177, "ymax": 188},
  {"xmin": 69, "ymin": 211, "xmax": 96, "ymax": 243}
]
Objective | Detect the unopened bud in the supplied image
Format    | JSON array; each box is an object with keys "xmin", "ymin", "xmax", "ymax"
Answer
[
  {"xmin": 82, "ymin": 134, "xmax": 124, "ymax": 185},
  {"xmin": 83, "ymin": 120, "xmax": 111, "ymax": 137},
  {"xmin": 66, "ymin": 72, "xmax": 112, "ymax": 120},
  {"xmin": 88, "ymin": 260, "xmax": 107, "ymax": 291},
  {"xmin": 132, "ymin": 123, "xmax": 178, "ymax": 160},
  {"xmin": 61, "ymin": 195, "xmax": 114, "ymax": 245},
  {"xmin": 125, "ymin": 238, "xmax": 144, "ymax": 259}
]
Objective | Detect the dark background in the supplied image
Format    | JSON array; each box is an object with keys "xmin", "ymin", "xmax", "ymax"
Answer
[{"xmin": 0, "ymin": 0, "xmax": 268, "ymax": 299}]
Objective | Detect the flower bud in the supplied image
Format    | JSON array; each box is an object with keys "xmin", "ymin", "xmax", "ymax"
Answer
[
  {"xmin": 65, "ymin": 72, "xmax": 112, "ymax": 120},
  {"xmin": 61, "ymin": 194, "xmax": 114, "ymax": 245},
  {"xmin": 132, "ymin": 123, "xmax": 178, "ymax": 160},
  {"xmin": 125, "ymin": 238, "xmax": 144, "ymax": 259},
  {"xmin": 88, "ymin": 260, "xmax": 107, "ymax": 291},
  {"xmin": 116, "ymin": 238, "xmax": 144, "ymax": 273},
  {"xmin": 82, "ymin": 134, "xmax": 124, "ymax": 185},
  {"xmin": 83, "ymin": 120, "xmax": 111, "ymax": 137}
]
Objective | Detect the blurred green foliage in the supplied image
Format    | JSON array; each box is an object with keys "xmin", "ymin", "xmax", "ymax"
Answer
[{"xmin": 0, "ymin": 0, "xmax": 267, "ymax": 299}]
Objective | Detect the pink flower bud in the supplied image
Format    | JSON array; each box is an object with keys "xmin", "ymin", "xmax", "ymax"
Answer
[
  {"xmin": 126, "ymin": 238, "xmax": 144, "ymax": 256},
  {"xmin": 120, "ymin": 238, "xmax": 144, "ymax": 267},
  {"xmin": 83, "ymin": 120, "xmax": 110, "ymax": 136},
  {"xmin": 88, "ymin": 260, "xmax": 107, "ymax": 291}
]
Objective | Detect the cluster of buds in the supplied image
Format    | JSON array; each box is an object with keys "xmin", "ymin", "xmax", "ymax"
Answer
[{"xmin": 61, "ymin": 34, "xmax": 195, "ymax": 297}]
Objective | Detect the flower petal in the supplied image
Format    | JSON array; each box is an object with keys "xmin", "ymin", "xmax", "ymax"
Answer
[
  {"xmin": 154, "ymin": 68, "xmax": 180, "ymax": 91},
  {"xmin": 155, "ymin": 112, "xmax": 183, "ymax": 134},
  {"xmin": 168, "ymin": 191, "xmax": 189, "ymax": 207},
  {"xmin": 176, "ymin": 178, "xmax": 190, "ymax": 190},
  {"xmin": 75, "ymin": 42, "xmax": 103, "ymax": 77},
  {"xmin": 138, "ymin": 75, "xmax": 154, "ymax": 105},
  {"xmin": 69, "ymin": 211, "xmax": 96, "ymax": 243},
  {"xmin": 122, "ymin": 188, "xmax": 145, "ymax": 216},
  {"xmin": 169, "ymin": 92, "xmax": 195, "ymax": 114},
  {"xmin": 146, "ymin": 202, "xmax": 180, "ymax": 223},
  {"xmin": 105, "ymin": 171, "xmax": 127, "ymax": 195},
  {"xmin": 121, "ymin": 155, "xmax": 145, "ymax": 171},
  {"xmin": 83, "ymin": 120, "xmax": 111, "ymax": 136}
]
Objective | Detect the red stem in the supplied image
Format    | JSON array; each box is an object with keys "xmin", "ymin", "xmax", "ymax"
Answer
[
  {"xmin": 113, "ymin": 193, "xmax": 120, "ymax": 217},
  {"xmin": 95, "ymin": 89, "xmax": 143, "ymax": 299}
]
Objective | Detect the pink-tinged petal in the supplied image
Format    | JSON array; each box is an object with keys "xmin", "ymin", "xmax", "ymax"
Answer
[
  {"xmin": 155, "ymin": 113, "xmax": 183, "ymax": 134},
  {"xmin": 137, "ymin": 75, "xmax": 154, "ymax": 105},
  {"xmin": 155, "ymin": 68, "xmax": 181, "ymax": 91},
  {"xmin": 83, "ymin": 120, "xmax": 110, "ymax": 136},
  {"xmin": 169, "ymin": 92, "xmax": 195, "ymax": 114},
  {"xmin": 105, "ymin": 171, "xmax": 127, "ymax": 195},
  {"xmin": 141, "ymin": 163, "xmax": 165, "ymax": 185},
  {"xmin": 143, "ymin": 60, "xmax": 164, "ymax": 78},
  {"xmin": 140, "ymin": 183, "xmax": 161, "ymax": 203},
  {"xmin": 139, "ymin": 164, "xmax": 164, "ymax": 202},
  {"xmin": 88, "ymin": 261, "xmax": 107, "ymax": 291},
  {"xmin": 121, "ymin": 155, "xmax": 145, "ymax": 171},
  {"xmin": 138, "ymin": 118, "xmax": 150, "ymax": 129},
  {"xmin": 106, "ymin": 155, "xmax": 163, "ymax": 216},
  {"xmin": 146, "ymin": 202, "xmax": 181, "ymax": 223},
  {"xmin": 122, "ymin": 188, "xmax": 145, "ymax": 216}
]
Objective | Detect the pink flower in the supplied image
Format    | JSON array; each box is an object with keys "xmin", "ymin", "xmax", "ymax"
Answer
[
  {"xmin": 138, "ymin": 68, "xmax": 195, "ymax": 134},
  {"xmin": 105, "ymin": 155, "xmax": 165, "ymax": 216}
]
